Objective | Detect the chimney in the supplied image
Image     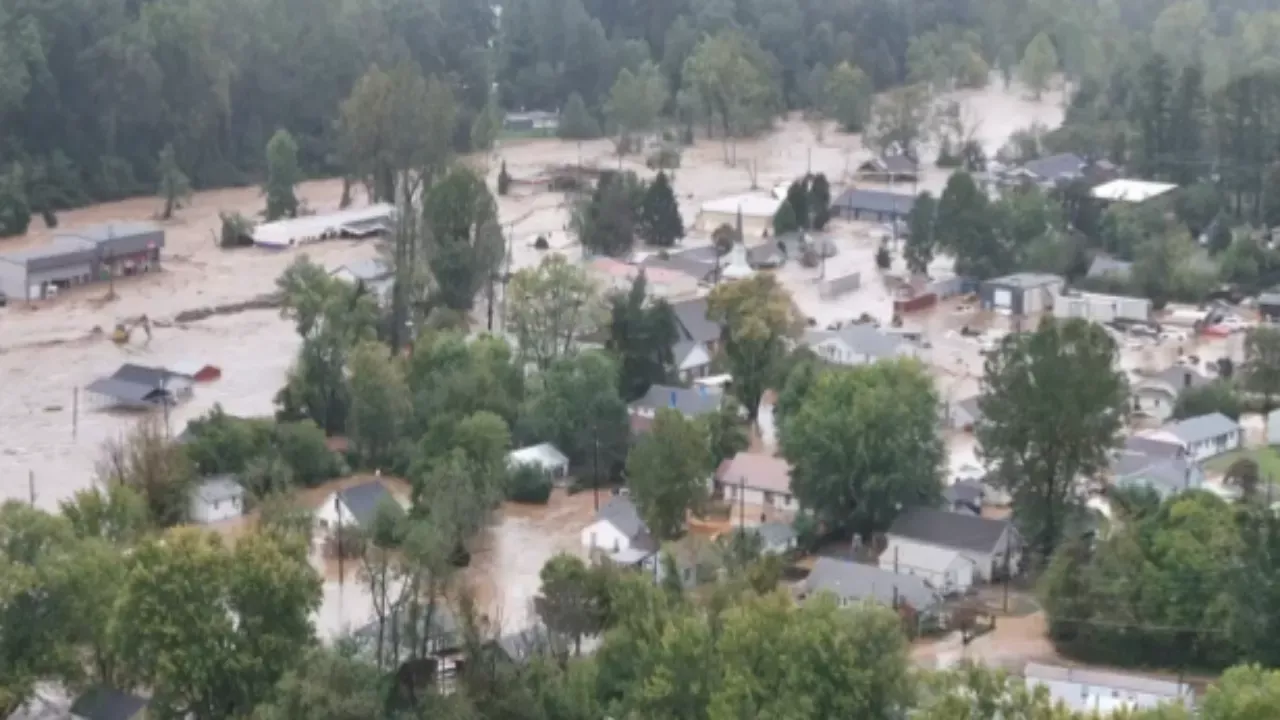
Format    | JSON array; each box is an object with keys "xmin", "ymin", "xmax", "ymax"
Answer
[
  {"xmin": 669, "ymin": 390, "xmax": 678, "ymax": 408},
  {"xmin": 1184, "ymin": 371, "xmax": 1192, "ymax": 388}
]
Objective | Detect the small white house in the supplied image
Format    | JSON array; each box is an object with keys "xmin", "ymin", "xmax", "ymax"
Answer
[
  {"xmin": 695, "ymin": 193, "xmax": 783, "ymax": 237},
  {"xmin": 189, "ymin": 475, "xmax": 245, "ymax": 524},
  {"xmin": 713, "ymin": 452, "xmax": 799, "ymax": 514},
  {"xmin": 1148, "ymin": 412, "xmax": 1242, "ymax": 462},
  {"xmin": 673, "ymin": 340, "xmax": 713, "ymax": 382},
  {"xmin": 885, "ymin": 507, "xmax": 1021, "ymax": 581},
  {"xmin": 1131, "ymin": 367, "xmax": 1208, "ymax": 423},
  {"xmin": 879, "ymin": 539, "xmax": 977, "ymax": 595},
  {"xmin": 507, "ymin": 442, "xmax": 570, "ymax": 481},
  {"xmin": 581, "ymin": 496, "xmax": 656, "ymax": 558},
  {"xmin": 802, "ymin": 324, "xmax": 918, "ymax": 367},
  {"xmin": 1024, "ymin": 663, "xmax": 1194, "ymax": 715}
]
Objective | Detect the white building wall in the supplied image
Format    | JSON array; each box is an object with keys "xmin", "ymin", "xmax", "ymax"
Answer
[
  {"xmin": 1132, "ymin": 389, "xmax": 1175, "ymax": 422},
  {"xmin": 0, "ymin": 260, "xmax": 27, "ymax": 300},
  {"xmin": 581, "ymin": 519, "xmax": 631, "ymax": 553},
  {"xmin": 1185, "ymin": 431, "xmax": 1241, "ymax": 462},
  {"xmin": 721, "ymin": 483, "xmax": 800, "ymax": 513},
  {"xmin": 1028, "ymin": 678, "xmax": 1176, "ymax": 714},
  {"xmin": 190, "ymin": 494, "xmax": 244, "ymax": 524},
  {"xmin": 314, "ymin": 496, "xmax": 359, "ymax": 529},
  {"xmin": 877, "ymin": 542, "xmax": 975, "ymax": 594}
]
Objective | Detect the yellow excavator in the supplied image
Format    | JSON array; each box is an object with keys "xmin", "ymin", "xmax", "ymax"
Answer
[{"xmin": 112, "ymin": 315, "xmax": 152, "ymax": 344}]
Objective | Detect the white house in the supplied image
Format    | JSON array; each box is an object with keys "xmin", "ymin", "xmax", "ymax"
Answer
[
  {"xmin": 1131, "ymin": 366, "xmax": 1209, "ymax": 423},
  {"xmin": 804, "ymin": 557, "xmax": 946, "ymax": 618},
  {"xmin": 507, "ymin": 442, "xmax": 570, "ymax": 481},
  {"xmin": 315, "ymin": 479, "xmax": 407, "ymax": 530},
  {"xmin": 1024, "ymin": 663, "xmax": 1194, "ymax": 715},
  {"xmin": 695, "ymin": 193, "xmax": 783, "ymax": 237},
  {"xmin": 885, "ymin": 507, "xmax": 1021, "ymax": 581},
  {"xmin": 878, "ymin": 539, "xmax": 977, "ymax": 595},
  {"xmin": 1145, "ymin": 412, "xmax": 1242, "ymax": 463},
  {"xmin": 188, "ymin": 475, "xmax": 245, "ymax": 524},
  {"xmin": 802, "ymin": 324, "xmax": 918, "ymax": 367},
  {"xmin": 581, "ymin": 496, "xmax": 656, "ymax": 560},
  {"xmin": 712, "ymin": 452, "xmax": 799, "ymax": 514}
]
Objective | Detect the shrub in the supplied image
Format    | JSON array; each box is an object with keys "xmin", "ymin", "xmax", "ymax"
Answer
[
  {"xmin": 497, "ymin": 162, "xmax": 512, "ymax": 196},
  {"xmin": 534, "ymin": 235, "xmax": 549, "ymax": 250},
  {"xmin": 217, "ymin": 211, "xmax": 255, "ymax": 248},
  {"xmin": 507, "ymin": 464, "xmax": 553, "ymax": 504}
]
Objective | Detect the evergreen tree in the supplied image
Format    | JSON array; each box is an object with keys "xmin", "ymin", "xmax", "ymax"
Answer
[
  {"xmin": 558, "ymin": 92, "xmax": 601, "ymax": 140},
  {"xmin": 0, "ymin": 165, "xmax": 32, "ymax": 238},
  {"xmin": 904, "ymin": 191, "xmax": 937, "ymax": 275},
  {"xmin": 156, "ymin": 143, "xmax": 191, "ymax": 220},
  {"xmin": 497, "ymin": 162, "xmax": 512, "ymax": 196},
  {"xmin": 773, "ymin": 200, "xmax": 799, "ymax": 236},
  {"xmin": 1018, "ymin": 32, "xmax": 1058, "ymax": 100},
  {"xmin": 264, "ymin": 129, "xmax": 302, "ymax": 221},
  {"xmin": 637, "ymin": 171, "xmax": 684, "ymax": 247},
  {"xmin": 808, "ymin": 173, "xmax": 832, "ymax": 230},
  {"xmin": 784, "ymin": 180, "xmax": 810, "ymax": 230}
]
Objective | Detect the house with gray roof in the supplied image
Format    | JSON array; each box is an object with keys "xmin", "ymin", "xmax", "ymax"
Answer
[
  {"xmin": 831, "ymin": 188, "xmax": 916, "ymax": 223},
  {"xmin": 1087, "ymin": 254, "xmax": 1134, "ymax": 281},
  {"xmin": 629, "ymin": 384, "xmax": 723, "ymax": 433},
  {"xmin": 189, "ymin": 475, "xmax": 246, "ymax": 524},
  {"xmin": 886, "ymin": 507, "xmax": 1021, "ymax": 581},
  {"xmin": 670, "ymin": 297, "xmax": 724, "ymax": 348},
  {"xmin": 856, "ymin": 154, "xmax": 920, "ymax": 183},
  {"xmin": 802, "ymin": 324, "xmax": 917, "ymax": 366},
  {"xmin": 84, "ymin": 363, "xmax": 194, "ymax": 410},
  {"xmin": 804, "ymin": 557, "xmax": 944, "ymax": 616},
  {"xmin": 316, "ymin": 479, "xmax": 407, "ymax": 530},
  {"xmin": 580, "ymin": 495, "xmax": 656, "ymax": 562},
  {"xmin": 1011, "ymin": 153, "xmax": 1086, "ymax": 187},
  {"xmin": 1131, "ymin": 366, "xmax": 1209, "ymax": 423},
  {"xmin": 672, "ymin": 340, "xmax": 712, "ymax": 382},
  {"xmin": 1150, "ymin": 412, "xmax": 1242, "ymax": 462},
  {"xmin": 1110, "ymin": 448, "xmax": 1203, "ymax": 500}
]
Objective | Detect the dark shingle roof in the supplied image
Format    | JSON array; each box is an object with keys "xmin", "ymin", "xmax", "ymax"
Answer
[
  {"xmin": 111, "ymin": 363, "xmax": 185, "ymax": 388},
  {"xmin": 670, "ymin": 297, "xmax": 722, "ymax": 344},
  {"xmin": 887, "ymin": 507, "xmax": 1010, "ymax": 554},
  {"xmin": 1022, "ymin": 153, "xmax": 1085, "ymax": 182},
  {"xmin": 805, "ymin": 557, "xmax": 939, "ymax": 610},
  {"xmin": 832, "ymin": 188, "xmax": 915, "ymax": 216},
  {"xmin": 595, "ymin": 496, "xmax": 656, "ymax": 551},
  {"xmin": 84, "ymin": 378, "xmax": 168, "ymax": 406},
  {"xmin": 955, "ymin": 396, "xmax": 983, "ymax": 425},
  {"xmin": 69, "ymin": 687, "xmax": 147, "ymax": 720},
  {"xmin": 338, "ymin": 480, "xmax": 401, "ymax": 527},
  {"xmin": 1087, "ymin": 255, "xmax": 1133, "ymax": 279}
]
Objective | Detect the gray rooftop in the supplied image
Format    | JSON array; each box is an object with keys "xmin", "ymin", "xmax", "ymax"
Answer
[
  {"xmin": 1259, "ymin": 291, "xmax": 1280, "ymax": 307},
  {"xmin": 954, "ymin": 396, "xmax": 983, "ymax": 425},
  {"xmin": 58, "ymin": 222, "xmax": 161, "ymax": 244},
  {"xmin": 1087, "ymin": 255, "xmax": 1133, "ymax": 279},
  {"xmin": 1124, "ymin": 434, "xmax": 1185, "ymax": 459},
  {"xmin": 633, "ymin": 384, "xmax": 722, "ymax": 417},
  {"xmin": 1022, "ymin": 153, "xmax": 1085, "ymax": 182},
  {"xmin": 805, "ymin": 557, "xmax": 940, "ymax": 611},
  {"xmin": 671, "ymin": 340, "xmax": 707, "ymax": 367},
  {"xmin": 595, "ymin": 496, "xmax": 655, "ymax": 551},
  {"xmin": 334, "ymin": 258, "xmax": 391, "ymax": 282},
  {"xmin": 194, "ymin": 475, "xmax": 244, "ymax": 504},
  {"xmin": 338, "ymin": 480, "xmax": 402, "ymax": 527},
  {"xmin": 888, "ymin": 507, "xmax": 1011, "ymax": 554},
  {"xmin": 1168, "ymin": 412, "xmax": 1240, "ymax": 445},
  {"xmin": 986, "ymin": 272, "xmax": 1063, "ymax": 289},
  {"xmin": 805, "ymin": 323, "xmax": 904, "ymax": 359},
  {"xmin": 1112, "ymin": 453, "xmax": 1194, "ymax": 497},
  {"xmin": 84, "ymin": 377, "xmax": 171, "ymax": 407},
  {"xmin": 69, "ymin": 687, "xmax": 148, "ymax": 720},
  {"xmin": 0, "ymin": 235, "xmax": 96, "ymax": 270},
  {"xmin": 943, "ymin": 480, "xmax": 985, "ymax": 508},
  {"xmin": 832, "ymin": 188, "xmax": 916, "ymax": 216},
  {"xmin": 670, "ymin": 297, "xmax": 722, "ymax": 345}
]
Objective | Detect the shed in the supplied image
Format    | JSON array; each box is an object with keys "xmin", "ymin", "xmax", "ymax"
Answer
[
  {"xmin": 189, "ymin": 475, "xmax": 246, "ymax": 524},
  {"xmin": 831, "ymin": 188, "xmax": 915, "ymax": 223},
  {"xmin": 979, "ymin": 272, "xmax": 1064, "ymax": 315},
  {"xmin": 695, "ymin": 194, "xmax": 783, "ymax": 237},
  {"xmin": 507, "ymin": 442, "xmax": 570, "ymax": 480},
  {"xmin": 878, "ymin": 539, "xmax": 977, "ymax": 595}
]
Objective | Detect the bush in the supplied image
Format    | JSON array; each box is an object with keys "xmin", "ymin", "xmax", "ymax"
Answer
[
  {"xmin": 646, "ymin": 145, "xmax": 682, "ymax": 170},
  {"xmin": 274, "ymin": 420, "xmax": 344, "ymax": 486},
  {"xmin": 507, "ymin": 464, "xmax": 553, "ymax": 504},
  {"xmin": 497, "ymin": 162, "xmax": 512, "ymax": 196},
  {"xmin": 217, "ymin": 211, "xmax": 255, "ymax": 248}
]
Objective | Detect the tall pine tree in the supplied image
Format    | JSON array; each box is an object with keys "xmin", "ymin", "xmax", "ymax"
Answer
[
  {"xmin": 637, "ymin": 171, "xmax": 684, "ymax": 247},
  {"xmin": 808, "ymin": 173, "xmax": 832, "ymax": 230}
]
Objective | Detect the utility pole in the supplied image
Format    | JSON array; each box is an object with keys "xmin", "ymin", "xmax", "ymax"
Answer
[
  {"xmin": 28, "ymin": 471, "xmax": 35, "ymax": 506},
  {"xmin": 335, "ymin": 494, "xmax": 345, "ymax": 629},
  {"xmin": 739, "ymin": 477, "xmax": 746, "ymax": 531},
  {"xmin": 592, "ymin": 430, "xmax": 601, "ymax": 512},
  {"xmin": 1002, "ymin": 549, "xmax": 1011, "ymax": 613},
  {"xmin": 72, "ymin": 387, "xmax": 78, "ymax": 441}
]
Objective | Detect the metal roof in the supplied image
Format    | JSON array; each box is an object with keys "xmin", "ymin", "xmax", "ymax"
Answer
[
  {"xmin": 68, "ymin": 686, "xmax": 148, "ymax": 720},
  {"xmin": 832, "ymin": 188, "xmax": 916, "ymax": 216},
  {"xmin": 1022, "ymin": 153, "xmax": 1085, "ymax": 182},
  {"xmin": 194, "ymin": 475, "xmax": 245, "ymax": 504},
  {"xmin": 1168, "ymin": 412, "xmax": 1239, "ymax": 445},
  {"xmin": 805, "ymin": 557, "xmax": 940, "ymax": 611},
  {"xmin": 58, "ymin": 222, "xmax": 161, "ymax": 244},
  {"xmin": 882, "ymin": 538, "xmax": 973, "ymax": 575},
  {"xmin": 0, "ymin": 236, "xmax": 96, "ymax": 269},
  {"xmin": 887, "ymin": 507, "xmax": 1011, "ymax": 554},
  {"xmin": 700, "ymin": 193, "xmax": 783, "ymax": 218},
  {"xmin": 804, "ymin": 324, "xmax": 904, "ymax": 359},
  {"xmin": 594, "ymin": 496, "xmax": 655, "ymax": 551},
  {"xmin": 632, "ymin": 384, "xmax": 722, "ymax": 416},
  {"xmin": 1090, "ymin": 179, "xmax": 1178, "ymax": 203},
  {"xmin": 1024, "ymin": 663, "xmax": 1193, "ymax": 704},
  {"xmin": 508, "ymin": 442, "xmax": 569, "ymax": 471},
  {"xmin": 671, "ymin": 297, "xmax": 722, "ymax": 345},
  {"xmin": 986, "ymin": 272, "xmax": 1063, "ymax": 289},
  {"xmin": 338, "ymin": 480, "xmax": 401, "ymax": 527},
  {"xmin": 1087, "ymin": 255, "xmax": 1133, "ymax": 278},
  {"xmin": 84, "ymin": 378, "xmax": 169, "ymax": 407}
]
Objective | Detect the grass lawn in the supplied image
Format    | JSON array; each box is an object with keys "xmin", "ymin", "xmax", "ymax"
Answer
[{"xmin": 1204, "ymin": 446, "xmax": 1280, "ymax": 477}]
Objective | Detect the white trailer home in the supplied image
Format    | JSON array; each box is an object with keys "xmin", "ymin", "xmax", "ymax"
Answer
[{"xmin": 1053, "ymin": 291, "xmax": 1151, "ymax": 324}]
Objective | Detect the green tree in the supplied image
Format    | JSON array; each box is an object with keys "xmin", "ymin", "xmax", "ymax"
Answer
[
  {"xmin": 575, "ymin": 170, "xmax": 642, "ymax": 257},
  {"xmin": 113, "ymin": 528, "xmax": 320, "ymax": 719},
  {"xmin": 0, "ymin": 164, "xmax": 31, "ymax": 238},
  {"xmin": 96, "ymin": 417, "xmax": 195, "ymax": 527},
  {"xmin": 470, "ymin": 94, "xmax": 501, "ymax": 152},
  {"xmin": 251, "ymin": 648, "xmax": 384, "ymax": 720},
  {"xmin": 706, "ymin": 274, "xmax": 800, "ymax": 424},
  {"xmin": 864, "ymin": 84, "xmax": 931, "ymax": 158},
  {"xmin": 682, "ymin": 29, "xmax": 778, "ymax": 160},
  {"xmin": 156, "ymin": 142, "xmax": 191, "ymax": 220},
  {"xmin": 808, "ymin": 173, "xmax": 832, "ymax": 230},
  {"xmin": 58, "ymin": 484, "xmax": 150, "ymax": 546},
  {"xmin": 606, "ymin": 62, "xmax": 668, "ymax": 152},
  {"xmin": 606, "ymin": 274, "xmax": 679, "ymax": 400},
  {"xmin": 772, "ymin": 200, "xmax": 799, "ymax": 236},
  {"xmin": 936, "ymin": 171, "xmax": 1004, "ymax": 279},
  {"xmin": 904, "ymin": 191, "xmax": 938, "ymax": 275},
  {"xmin": 518, "ymin": 352, "xmax": 630, "ymax": 493},
  {"xmin": 626, "ymin": 408, "xmax": 711, "ymax": 540},
  {"xmin": 979, "ymin": 318, "xmax": 1127, "ymax": 568},
  {"xmin": 823, "ymin": 61, "xmax": 872, "ymax": 133},
  {"xmin": 507, "ymin": 253, "xmax": 601, "ymax": 371},
  {"xmin": 423, "ymin": 165, "xmax": 504, "ymax": 312},
  {"xmin": 781, "ymin": 360, "xmax": 944, "ymax": 538},
  {"xmin": 1019, "ymin": 32, "xmax": 1059, "ymax": 100},
  {"xmin": 535, "ymin": 554, "xmax": 607, "ymax": 656},
  {"xmin": 637, "ymin": 171, "xmax": 684, "ymax": 247},
  {"xmin": 346, "ymin": 340, "xmax": 410, "ymax": 469},
  {"xmin": 264, "ymin": 128, "xmax": 302, "ymax": 221},
  {"xmin": 784, "ymin": 180, "xmax": 810, "ymax": 230},
  {"xmin": 558, "ymin": 92, "xmax": 602, "ymax": 140},
  {"xmin": 1244, "ymin": 327, "xmax": 1280, "ymax": 414},
  {"xmin": 1172, "ymin": 380, "xmax": 1242, "ymax": 421},
  {"xmin": 701, "ymin": 396, "xmax": 749, "ymax": 467}
]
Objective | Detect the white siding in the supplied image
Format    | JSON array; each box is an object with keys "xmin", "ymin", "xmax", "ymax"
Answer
[
  {"xmin": 190, "ymin": 493, "xmax": 243, "ymax": 524},
  {"xmin": 878, "ymin": 540, "xmax": 976, "ymax": 594},
  {"xmin": 721, "ymin": 483, "xmax": 800, "ymax": 513},
  {"xmin": 581, "ymin": 519, "xmax": 631, "ymax": 553},
  {"xmin": 0, "ymin": 260, "xmax": 26, "ymax": 300},
  {"xmin": 1184, "ymin": 431, "xmax": 1241, "ymax": 462},
  {"xmin": 314, "ymin": 496, "xmax": 359, "ymax": 529},
  {"xmin": 1131, "ymin": 387, "xmax": 1175, "ymax": 422}
]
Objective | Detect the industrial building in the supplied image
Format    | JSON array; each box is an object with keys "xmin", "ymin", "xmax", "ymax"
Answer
[
  {"xmin": 830, "ymin": 188, "xmax": 915, "ymax": 223},
  {"xmin": 252, "ymin": 204, "xmax": 395, "ymax": 248},
  {"xmin": 1053, "ymin": 291, "xmax": 1151, "ymax": 324},
  {"xmin": 695, "ymin": 193, "xmax": 782, "ymax": 238},
  {"xmin": 979, "ymin": 273, "xmax": 1064, "ymax": 315},
  {"xmin": 0, "ymin": 222, "xmax": 164, "ymax": 302}
]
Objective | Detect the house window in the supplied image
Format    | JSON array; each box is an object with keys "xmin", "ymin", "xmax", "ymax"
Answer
[{"xmin": 763, "ymin": 491, "xmax": 775, "ymax": 506}]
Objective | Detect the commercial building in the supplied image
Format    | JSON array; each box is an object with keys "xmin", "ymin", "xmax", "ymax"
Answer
[
  {"xmin": 979, "ymin": 273, "xmax": 1064, "ymax": 315},
  {"xmin": 695, "ymin": 194, "xmax": 782, "ymax": 238},
  {"xmin": 252, "ymin": 204, "xmax": 395, "ymax": 248},
  {"xmin": 830, "ymin": 188, "xmax": 915, "ymax": 223},
  {"xmin": 0, "ymin": 222, "xmax": 164, "ymax": 302}
]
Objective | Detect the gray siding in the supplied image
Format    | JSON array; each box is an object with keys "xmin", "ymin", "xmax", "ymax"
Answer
[{"xmin": 0, "ymin": 260, "xmax": 27, "ymax": 300}]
